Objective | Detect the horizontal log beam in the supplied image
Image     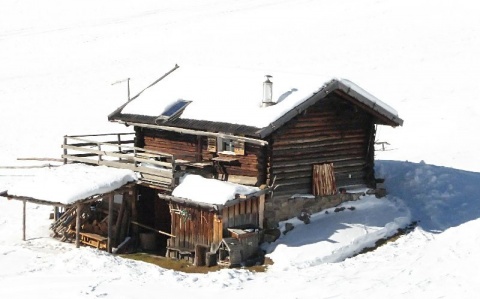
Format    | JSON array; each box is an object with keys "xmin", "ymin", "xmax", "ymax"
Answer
[{"xmin": 121, "ymin": 121, "xmax": 269, "ymax": 146}]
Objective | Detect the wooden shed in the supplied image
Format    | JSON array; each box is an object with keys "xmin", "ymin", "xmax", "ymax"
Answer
[
  {"xmin": 157, "ymin": 175, "xmax": 268, "ymax": 264},
  {"xmin": 1, "ymin": 164, "xmax": 137, "ymax": 252}
]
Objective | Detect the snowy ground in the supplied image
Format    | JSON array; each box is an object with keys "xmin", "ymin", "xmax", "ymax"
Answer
[
  {"xmin": 1, "ymin": 0, "xmax": 480, "ymax": 298},
  {"xmin": 2, "ymin": 162, "xmax": 480, "ymax": 298}
]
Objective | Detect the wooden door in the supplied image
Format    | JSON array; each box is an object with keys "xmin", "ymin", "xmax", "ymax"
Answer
[{"xmin": 312, "ymin": 163, "xmax": 337, "ymax": 196}]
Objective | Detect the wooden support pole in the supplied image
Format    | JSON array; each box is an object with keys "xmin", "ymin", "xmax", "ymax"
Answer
[
  {"xmin": 54, "ymin": 206, "xmax": 59, "ymax": 221},
  {"xmin": 114, "ymin": 195, "xmax": 126, "ymax": 245},
  {"xmin": 259, "ymin": 189, "xmax": 266, "ymax": 229},
  {"xmin": 75, "ymin": 204, "xmax": 81, "ymax": 248},
  {"xmin": 22, "ymin": 199, "xmax": 26, "ymax": 241},
  {"xmin": 108, "ymin": 195, "xmax": 113, "ymax": 253}
]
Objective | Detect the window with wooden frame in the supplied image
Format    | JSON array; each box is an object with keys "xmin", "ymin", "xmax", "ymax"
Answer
[{"xmin": 207, "ymin": 137, "xmax": 245, "ymax": 155}]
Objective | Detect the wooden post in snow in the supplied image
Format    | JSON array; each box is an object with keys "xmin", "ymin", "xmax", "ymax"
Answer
[
  {"xmin": 22, "ymin": 199, "xmax": 26, "ymax": 241},
  {"xmin": 259, "ymin": 185, "xmax": 266, "ymax": 229},
  {"xmin": 63, "ymin": 136, "xmax": 68, "ymax": 164},
  {"xmin": 108, "ymin": 194, "xmax": 113, "ymax": 253},
  {"xmin": 75, "ymin": 204, "xmax": 81, "ymax": 248}
]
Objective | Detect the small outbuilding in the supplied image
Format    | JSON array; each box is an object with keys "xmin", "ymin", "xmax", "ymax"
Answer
[
  {"xmin": 161, "ymin": 174, "xmax": 268, "ymax": 265},
  {"xmin": 2, "ymin": 164, "xmax": 137, "ymax": 252}
]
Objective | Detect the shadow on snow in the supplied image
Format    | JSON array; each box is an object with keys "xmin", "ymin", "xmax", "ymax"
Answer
[{"xmin": 376, "ymin": 160, "xmax": 480, "ymax": 233}]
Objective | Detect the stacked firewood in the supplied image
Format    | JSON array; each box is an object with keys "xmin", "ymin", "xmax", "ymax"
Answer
[{"xmin": 312, "ymin": 163, "xmax": 337, "ymax": 196}]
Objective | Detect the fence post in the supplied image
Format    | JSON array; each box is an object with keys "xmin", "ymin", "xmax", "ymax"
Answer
[
  {"xmin": 63, "ymin": 136, "xmax": 68, "ymax": 164},
  {"xmin": 117, "ymin": 134, "xmax": 122, "ymax": 161},
  {"xmin": 171, "ymin": 156, "xmax": 176, "ymax": 189},
  {"xmin": 133, "ymin": 148, "xmax": 137, "ymax": 168},
  {"xmin": 98, "ymin": 143, "xmax": 102, "ymax": 163}
]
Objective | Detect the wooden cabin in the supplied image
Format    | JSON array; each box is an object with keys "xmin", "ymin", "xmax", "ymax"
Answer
[{"xmin": 61, "ymin": 66, "xmax": 403, "ymax": 262}]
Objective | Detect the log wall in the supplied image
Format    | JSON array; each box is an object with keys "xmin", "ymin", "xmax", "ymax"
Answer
[
  {"xmin": 139, "ymin": 128, "xmax": 267, "ymax": 185},
  {"xmin": 264, "ymin": 94, "xmax": 376, "ymax": 227},
  {"xmin": 216, "ymin": 143, "xmax": 267, "ymax": 183},
  {"xmin": 269, "ymin": 94, "xmax": 376, "ymax": 198},
  {"xmin": 142, "ymin": 129, "xmax": 199, "ymax": 161}
]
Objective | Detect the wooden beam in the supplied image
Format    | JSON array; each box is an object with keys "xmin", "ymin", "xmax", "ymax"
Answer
[
  {"xmin": 0, "ymin": 164, "xmax": 60, "ymax": 169},
  {"xmin": 259, "ymin": 185, "xmax": 266, "ymax": 229},
  {"xmin": 17, "ymin": 157, "xmax": 64, "ymax": 163},
  {"xmin": 22, "ymin": 199, "xmax": 26, "ymax": 241},
  {"xmin": 131, "ymin": 221, "xmax": 176, "ymax": 238},
  {"xmin": 64, "ymin": 132, "xmax": 135, "ymax": 138},
  {"xmin": 121, "ymin": 121, "xmax": 269, "ymax": 146},
  {"xmin": 108, "ymin": 195, "xmax": 113, "ymax": 253},
  {"xmin": 114, "ymin": 195, "xmax": 126, "ymax": 247},
  {"xmin": 75, "ymin": 204, "xmax": 81, "ymax": 248}
]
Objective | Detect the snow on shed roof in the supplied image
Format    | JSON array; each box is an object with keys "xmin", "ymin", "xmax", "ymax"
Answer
[
  {"xmin": 171, "ymin": 174, "xmax": 260, "ymax": 206},
  {"xmin": 6, "ymin": 164, "xmax": 137, "ymax": 206},
  {"xmin": 110, "ymin": 66, "xmax": 403, "ymax": 136}
]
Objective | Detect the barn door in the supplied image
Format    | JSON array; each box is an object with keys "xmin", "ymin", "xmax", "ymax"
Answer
[{"xmin": 312, "ymin": 163, "xmax": 337, "ymax": 196}]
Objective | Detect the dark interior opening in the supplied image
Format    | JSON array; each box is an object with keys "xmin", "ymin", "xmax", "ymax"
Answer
[{"xmin": 136, "ymin": 186, "xmax": 171, "ymax": 255}]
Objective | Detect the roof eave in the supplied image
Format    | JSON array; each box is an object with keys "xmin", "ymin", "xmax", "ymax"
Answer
[
  {"xmin": 256, "ymin": 79, "xmax": 339, "ymax": 138},
  {"xmin": 336, "ymin": 80, "xmax": 404, "ymax": 127}
]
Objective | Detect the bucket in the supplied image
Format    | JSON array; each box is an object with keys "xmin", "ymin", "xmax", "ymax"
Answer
[{"xmin": 139, "ymin": 233, "xmax": 157, "ymax": 251}]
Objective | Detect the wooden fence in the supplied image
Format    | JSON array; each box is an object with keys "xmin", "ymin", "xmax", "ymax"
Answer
[{"xmin": 62, "ymin": 133, "xmax": 179, "ymax": 190}]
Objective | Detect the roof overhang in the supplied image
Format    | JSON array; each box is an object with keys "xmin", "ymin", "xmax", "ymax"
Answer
[
  {"xmin": 3, "ymin": 192, "xmax": 108, "ymax": 207},
  {"xmin": 335, "ymin": 80, "xmax": 404, "ymax": 127},
  {"xmin": 157, "ymin": 187, "xmax": 271, "ymax": 211},
  {"xmin": 256, "ymin": 79, "xmax": 403, "ymax": 138},
  {"xmin": 109, "ymin": 77, "xmax": 403, "ymax": 140}
]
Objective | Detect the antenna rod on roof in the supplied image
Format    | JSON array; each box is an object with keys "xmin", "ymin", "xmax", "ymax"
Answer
[
  {"xmin": 108, "ymin": 64, "xmax": 180, "ymax": 120},
  {"xmin": 111, "ymin": 78, "xmax": 131, "ymax": 101},
  {"xmin": 131, "ymin": 64, "xmax": 180, "ymax": 101}
]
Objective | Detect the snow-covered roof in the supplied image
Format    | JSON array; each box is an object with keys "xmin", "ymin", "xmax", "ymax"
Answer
[
  {"xmin": 5, "ymin": 164, "xmax": 137, "ymax": 206},
  {"xmin": 109, "ymin": 66, "xmax": 403, "ymax": 138},
  {"xmin": 171, "ymin": 174, "xmax": 260, "ymax": 206}
]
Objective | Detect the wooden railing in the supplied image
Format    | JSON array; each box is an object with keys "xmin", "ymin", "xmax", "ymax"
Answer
[{"xmin": 62, "ymin": 133, "xmax": 179, "ymax": 190}]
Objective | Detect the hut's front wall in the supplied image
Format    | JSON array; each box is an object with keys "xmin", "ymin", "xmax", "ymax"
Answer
[
  {"xmin": 221, "ymin": 197, "xmax": 260, "ymax": 231},
  {"xmin": 168, "ymin": 197, "xmax": 261, "ymax": 252},
  {"xmin": 168, "ymin": 203, "xmax": 220, "ymax": 251},
  {"xmin": 216, "ymin": 142, "xmax": 267, "ymax": 185},
  {"xmin": 270, "ymin": 94, "xmax": 375, "ymax": 196},
  {"xmin": 265, "ymin": 94, "xmax": 375, "ymax": 226},
  {"xmin": 140, "ymin": 128, "xmax": 200, "ymax": 161},
  {"xmin": 137, "ymin": 128, "xmax": 267, "ymax": 186}
]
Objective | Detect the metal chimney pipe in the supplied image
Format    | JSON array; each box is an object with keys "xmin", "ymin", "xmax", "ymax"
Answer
[{"xmin": 262, "ymin": 75, "xmax": 273, "ymax": 107}]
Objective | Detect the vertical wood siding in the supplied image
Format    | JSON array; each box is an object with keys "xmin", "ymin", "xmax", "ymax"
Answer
[
  {"xmin": 169, "ymin": 204, "xmax": 216, "ymax": 250},
  {"xmin": 169, "ymin": 197, "xmax": 260, "ymax": 251}
]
